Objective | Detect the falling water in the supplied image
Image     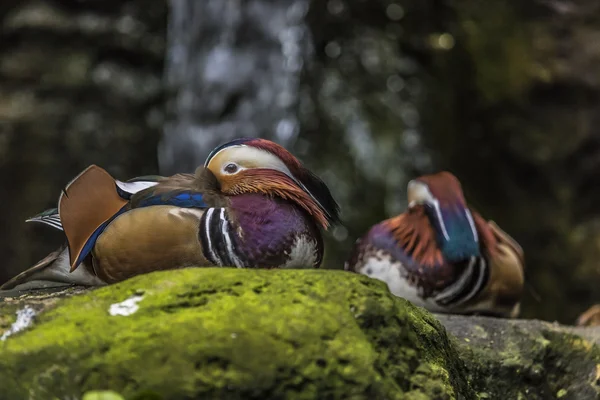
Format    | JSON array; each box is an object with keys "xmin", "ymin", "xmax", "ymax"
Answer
[{"xmin": 159, "ymin": 0, "xmax": 312, "ymax": 174}]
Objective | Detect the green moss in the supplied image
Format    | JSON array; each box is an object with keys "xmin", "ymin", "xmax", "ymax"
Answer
[
  {"xmin": 0, "ymin": 269, "xmax": 472, "ymax": 400},
  {"xmin": 0, "ymin": 304, "xmax": 18, "ymax": 336},
  {"xmin": 0, "ymin": 286, "xmax": 88, "ymax": 339},
  {"xmin": 83, "ymin": 391, "xmax": 125, "ymax": 400}
]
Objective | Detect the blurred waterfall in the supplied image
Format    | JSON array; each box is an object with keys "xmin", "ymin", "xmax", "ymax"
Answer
[{"xmin": 159, "ymin": 0, "xmax": 312, "ymax": 174}]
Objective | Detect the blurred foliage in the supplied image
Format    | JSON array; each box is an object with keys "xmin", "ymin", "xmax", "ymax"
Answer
[
  {"xmin": 0, "ymin": 0, "xmax": 166, "ymax": 284},
  {"xmin": 1, "ymin": 0, "xmax": 599, "ymax": 324}
]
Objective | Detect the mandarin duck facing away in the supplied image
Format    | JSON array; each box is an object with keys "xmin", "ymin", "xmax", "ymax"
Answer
[
  {"xmin": 1, "ymin": 138, "xmax": 340, "ymax": 290},
  {"xmin": 345, "ymin": 171, "xmax": 525, "ymax": 318}
]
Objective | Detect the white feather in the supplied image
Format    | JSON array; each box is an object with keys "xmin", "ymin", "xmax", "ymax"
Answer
[
  {"xmin": 282, "ymin": 236, "xmax": 318, "ymax": 269},
  {"xmin": 115, "ymin": 180, "xmax": 159, "ymax": 195}
]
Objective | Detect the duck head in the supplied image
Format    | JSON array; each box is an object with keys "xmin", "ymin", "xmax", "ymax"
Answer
[
  {"xmin": 203, "ymin": 138, "xmax": 340, "ymax": 229},
  {"xmin": 407, "ymin": 171, "xmax": 481, "ymax": 262}
]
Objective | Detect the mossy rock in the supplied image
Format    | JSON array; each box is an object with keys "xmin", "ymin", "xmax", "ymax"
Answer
[
  {"xmin": 0, "ymin": 268, "xmax": 473, "ymax": 400},
  {"xmin": 438, "ymin": 315, "xmax": 600, "ymax": 400}
]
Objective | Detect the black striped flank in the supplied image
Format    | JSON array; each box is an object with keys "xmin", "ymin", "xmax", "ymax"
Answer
[
  {"xmin": 211, "ymin": 209, "xmax": 234, "ymax": 266},
  {"xmin": 199, "ymin": 209, "xmax": 219, "ymax": 265},
  {"xmin": 435, "ymin": 256, "xmax": 490, "ymax": 307},
  {"xmin": 198, "ymin": 208, "xmax": 242, "ymax": 267}
]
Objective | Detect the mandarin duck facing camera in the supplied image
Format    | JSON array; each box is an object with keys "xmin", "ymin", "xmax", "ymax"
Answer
[
  {"xmin": 345, "ymin": 171, "xmax": 525, "ymax": 318},
  {"xmin": 1, "ymin": 138, "xmax": 340, "ymax": 290}
]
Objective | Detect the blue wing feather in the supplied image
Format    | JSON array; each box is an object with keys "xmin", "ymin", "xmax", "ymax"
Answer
[
  {"xmin": 73, "ymin": 205, "xmax": 129, "ymax": 269},
  {"xmin": 134, "ymin": 191, "xmax": 208, "ymax": 209}
]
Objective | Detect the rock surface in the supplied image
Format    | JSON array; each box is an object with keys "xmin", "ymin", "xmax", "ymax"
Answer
[
  {"xmin": 0, "ymin": 269, "xmax": 471, "ymax": 400},
  {"xmin": 438, "ymin": 314, "xmax": 600, "ymax": 400},
  {"xmin": 1, "ymin": 269, "xmax": 600, "ymax": 400}
]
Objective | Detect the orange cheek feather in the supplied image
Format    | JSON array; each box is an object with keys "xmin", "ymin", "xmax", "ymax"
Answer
[{"xmin": 218, "ymin": 170, "xmax": 330, "ymax": 229}]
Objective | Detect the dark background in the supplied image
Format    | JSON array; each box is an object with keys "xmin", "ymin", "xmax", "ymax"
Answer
[{"xmin": 1, "ymin": 0, "xmax": 598, "ymax": 323}]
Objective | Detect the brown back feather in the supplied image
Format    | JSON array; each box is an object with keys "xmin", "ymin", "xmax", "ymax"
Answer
[
  {"xmin": 471, "ymin": 211, "xmax": 499, "ymax": 258},
  {"xmin": 129, "ymin": 167, "xmax": 230, "ymax": 209},
  {"xmin": 487, "ymin": 220, "xmax": 523, "ymax": 266}
]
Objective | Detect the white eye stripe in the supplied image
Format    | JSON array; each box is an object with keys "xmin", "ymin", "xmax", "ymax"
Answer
[{"xmin": 210, "ymin": 146, "xmax": 294, "ymax": 178}]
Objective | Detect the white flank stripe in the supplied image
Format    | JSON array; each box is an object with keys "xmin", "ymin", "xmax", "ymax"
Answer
[
  {"xmin": 455, "ymin": 258, "xmax": 488, "ymax": 305},
  {"xmin": 220, "ymin": 209, "xmax": 243, "ymax": 268},
  {"xmin": 204, "ymin": 208, "xmax": 221, "ymax": 265},
  {"xmin": 434, "ymin": 256, "xmax": 476, "ymax": 303}
]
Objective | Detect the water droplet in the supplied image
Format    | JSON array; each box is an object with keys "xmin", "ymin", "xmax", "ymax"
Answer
[
  {"xmin": 396, "ymin": 57, "xmax": 418, "ymax": 75},
  {"xmin": 415, "ymin": 152, "xmax": 433, "ymax": 170},
  {"xmin": 325, "ymin": 41, "xmax": 342, "ymax": 58},
  {"xmin": 116, "ymin": 15, "xmax": 138, "ymax": 35},
  {"xmin": 277, "ymin": 91, "xmax": 295, "ymax": 108},
  {"xmin": 339, "ymin": 55, "xmax": 357, "ymax": 73},
  {"xmin": 386, "ymin": 4, "xmax": 404, "ymax": 21},
  {"xmin": 402, "ymin": 128, "xmax": 421, "ymax": 148},
  {"xmin": 401, "ymin": 107, "xmax": 420, "ymax": 128},
  {"xmin": 386, "ymin": 23, "xmax": 404, "ymax": 39},
  {"xmin": 287, "ymin": 1, "xmax": 309, "ymax": 20},
  {"xmin": 327, "ymin": 0, "xmax": 345, "ymax": 15},
  {"xmin": 284, "ymin": 57, "xmax": 303, "ymax": 72},
  {"xmin": 333, "ymin": 226, "xmax": 348, "ymax": 241},
  {"xmin": 361, "ymin": 49, "xmax": 381, "ymax": 71},
  {"xmin": 430, "ymin": 33, "xmax": 455, "ymax": 50},
  {"xmin": 276, "ymin": 119, "xmax": 297, "ymax": 141},
  {"xmin": 386, "ymin": 75, "xmax": 405, "ymax": 92},
  {"xmin": 406, "ymin": 77, "xmax": 422, "ymax": 97}
]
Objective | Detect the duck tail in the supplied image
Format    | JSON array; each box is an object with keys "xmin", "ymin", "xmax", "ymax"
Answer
[{"xmin": 0, "ymin": 244, "xmax": 105, "ymax": 291}]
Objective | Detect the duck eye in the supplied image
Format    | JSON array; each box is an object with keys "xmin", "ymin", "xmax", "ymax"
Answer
[{"xmin": 224, "ymin": 163, "xmax": 238, "ymax": 174}]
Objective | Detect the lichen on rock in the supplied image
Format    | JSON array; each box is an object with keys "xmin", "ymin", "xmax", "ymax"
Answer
[{"xmin": 0, "ymin": 268, "xmax": 473, "ymax": 400}]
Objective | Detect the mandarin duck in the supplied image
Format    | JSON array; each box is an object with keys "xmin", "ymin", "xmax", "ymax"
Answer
[
  {"xmin": 345, "ymin": 171, "xmax": 525, "ymax": 317},
  {"xmin": 1, "ymin": 138, "xmax": 340, "ymax": 290},
  {"xmin": 576, "ymin": 305, "xmax": 600, "ymax": 327}
]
